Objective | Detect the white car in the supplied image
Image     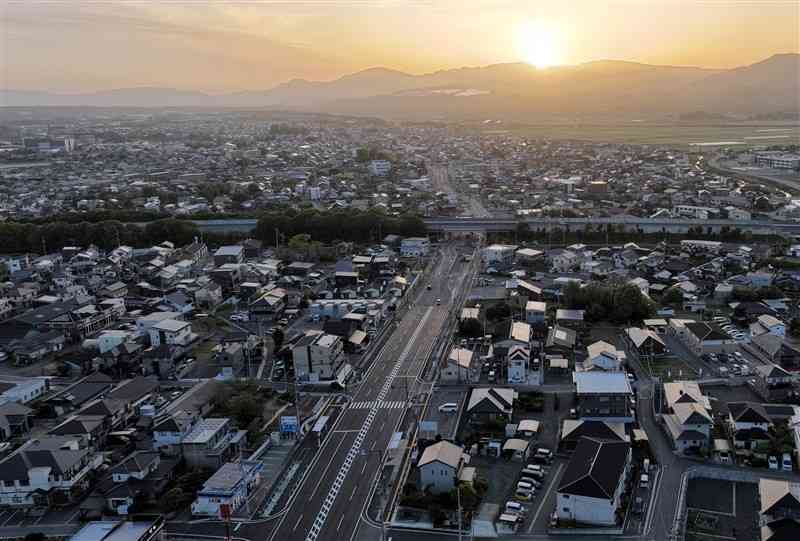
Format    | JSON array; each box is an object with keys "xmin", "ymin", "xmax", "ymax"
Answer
[
  {"xmin": 783, "ymin": 453, "xmax": 793, "ymax": 472},
  {"xmin": 769, "ymin": 455, "xmax": 779, "ymax": 470}
]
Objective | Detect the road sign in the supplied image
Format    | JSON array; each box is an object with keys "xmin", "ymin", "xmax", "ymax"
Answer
[{"xmin": 280, "ymin": 415, "xmax": 299, "ymax": 434}]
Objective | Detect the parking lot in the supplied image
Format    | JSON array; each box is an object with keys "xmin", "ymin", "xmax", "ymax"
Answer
[
  {"xmin": 684, "ymin": 478, "xmax": 759, "ymax": 541},
  {"xmin": 420, "ymin": 388, "xmax": 468, "ymax": 442}
]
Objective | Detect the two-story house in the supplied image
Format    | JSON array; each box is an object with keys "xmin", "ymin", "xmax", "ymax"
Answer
[
  {"xmin": 573, "ymin": 372, "xmax": 634, "ymax": 423},
  {"xmin": 292, "ymin": 332, "xmax": 345, "ymax": 383},
  {"xmin": 556, "ymin": 437, "xmax": 632, "ymax": 526},
  {"xmin": 181, "ymin": 418, "xmax": 246, "ymax": 469},
  {"xmin": 0, "ymin": 436, "xmax": 102, "ymax": 507},
  {"xmin": 662, "ymin": 381, "xmax": 713, "ymax": 454},
  {"xmin": 191, "ymin": 460, "xmax": 263, "ymax": 516},
  {"xmin": 417, "ymin": 441, "xmax": 470, "ymax": 495}
]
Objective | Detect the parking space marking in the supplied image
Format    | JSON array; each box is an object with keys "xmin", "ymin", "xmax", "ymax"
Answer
[
  {"xmin": 528, "ymin": 463, "xmax": 563, "ymax": 533},
  {"xmin": 3, "ymin": 511, "xmax": 21, "ymax": 527},
  {"xmin": 66, "ymin": 508, "xmax": 82, "ymax": 524}
]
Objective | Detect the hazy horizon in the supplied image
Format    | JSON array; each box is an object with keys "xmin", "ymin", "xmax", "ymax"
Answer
[{"xmin": 2, "ymin": 0, "xmax": 798, "ymax": 94}]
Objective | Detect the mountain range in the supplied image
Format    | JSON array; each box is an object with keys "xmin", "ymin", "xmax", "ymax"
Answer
[{"xmin": 2, "ymin": 53, "xmax": 798, "ymax": 119}]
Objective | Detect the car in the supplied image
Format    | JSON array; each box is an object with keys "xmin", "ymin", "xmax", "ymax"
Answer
[
  {"xmin": 488, "ymin": 370, "xmax": 497, "ymax": 383},
  {"xmin": 514, "ymin": 489, "xmax": 532, "ymax": 501},
  {"xmin": 436, "ymin": 298, "xmax": 442, "ymax": 305},
  {"xmin": 516, "ymin": 480, "xmax": 536, "ymax": 492},
  {"xmin": 438, "ymin": 402, "xmax": 458, "ymax": 413},
  {"xmin": 427, "ymin": 284, "xmax": 432, "ymax": 290},
  {"xmin": 549, "ymin": 512, "xmax": 558, "ymax": 528},
  {"xmin": 783, "ymin": 453, "xmax": 793, "ymax": 471},
  {"xmin": 278, "ymin": 318, "xmax": 289, "ymax": 326},
  {"xmin": 734, "ymin": 351, "xmax": 744, "ymax": 359},
  {"xmin": 640, "ymin": 473, "xmax": 650, "ymax": 488},
  {"xmin": 519, "ymin": 475, "xmax": 542, "ymax": 488},
  {"xmin": 533, "ymin": 448, "xmax": 553, "ymax": 464},
  {"xmin": 506, "ymin": 501, "xmax": 526, "ymax": 515},
  {"xmin": 523, "ymin": 464, "xmax": 545, "ymax": 475},
  {"xmin": 769, "ymin": 455, "xmax": 780, "ymax": 470},
  {"xmin": 633, "ymin": 496, "xmax": 644, "ymax": 515}
]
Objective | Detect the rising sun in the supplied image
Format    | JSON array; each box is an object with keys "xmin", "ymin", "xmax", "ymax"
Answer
[{"xmin": 515, "ymin": 22, "xmax": 562, "ymax": 68}]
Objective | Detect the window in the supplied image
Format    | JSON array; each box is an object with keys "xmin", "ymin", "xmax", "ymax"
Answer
[{"xmin": 563, "ymin": 507, "xmax": 570, "ymax": 512}]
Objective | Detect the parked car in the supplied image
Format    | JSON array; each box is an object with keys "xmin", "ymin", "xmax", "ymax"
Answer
[
  {"xmin": 782, "ymin": 453, "xmax": 793, "ymax": 472},
  {"xmin": 640, "ymin": 473, "xmax": 650, "ymax": 489},
  {"xmin": 505, "ymin": 501, "xmax": 525, "ymax": 515},
  {"xmin": 514, "ymin": 488, "xmax": 532, "ymax": 501},
  {"xmin": 533, "ymin": 448, "xmax": 553, "ymax": 464},
  {"xmin": 769, "ymin": 455, "xmax": 779, "ymax": 470},
  {"xmin": 519, "ymin": 475, "xmax": 542, "ymax": 489},
  {"xmin": 438, "ymin": 402, "xmax": 458, "ymax": 413}
]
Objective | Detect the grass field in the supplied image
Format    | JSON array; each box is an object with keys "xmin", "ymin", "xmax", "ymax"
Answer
[
  {"xmin": 644, "ymin": 356, "xmax": 699, "ymax": 382},
  {"xmin": 492, "ymin": 123, "xmax": 800, "ymax": 147}
]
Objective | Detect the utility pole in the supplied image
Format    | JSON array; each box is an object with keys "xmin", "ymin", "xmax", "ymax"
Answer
[{"xmin": 457, "ymin": 485, "xmax": 463, "ymax": 541}]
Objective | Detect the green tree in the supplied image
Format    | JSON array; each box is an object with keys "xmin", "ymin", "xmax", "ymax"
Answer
[
  {"xmin": 662, "ymin": 287, "xmax": 684, "ymax": 306},
  {"xmin": 459, "ymin": 318, "xmax": 483, "ymax": 338}
]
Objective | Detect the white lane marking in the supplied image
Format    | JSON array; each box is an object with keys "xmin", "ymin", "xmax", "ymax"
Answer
[
  {"xmin": 305, "ymin": 307, "xmax": 434, "ymax": 541},
  {"xmin": 528, "ymin": 463, "xmax": 564, "ymax": 533},
  {"xmin": 337, "ymin": 514, "xmax": 347, "ymax": 531},
  {"xmin": 293, "ymin": 515, "xmax": 304, "ymax": 532},
  {"xmin": 308, "ymin": 433, "xmax": 348, "ymax": 500},
  {"xmin": 350, "ymin": 485, "xmax": 359, "ymax": 501}
]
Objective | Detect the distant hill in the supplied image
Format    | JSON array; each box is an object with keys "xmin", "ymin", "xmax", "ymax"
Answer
[{"xmin": 2, "ymin": 54, "xmax": 798, "ymax": 118}]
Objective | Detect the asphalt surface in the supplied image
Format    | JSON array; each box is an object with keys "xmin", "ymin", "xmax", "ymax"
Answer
[{"xmin": 259, "ymin": 246, "xmax": 471, "ymax": 541}]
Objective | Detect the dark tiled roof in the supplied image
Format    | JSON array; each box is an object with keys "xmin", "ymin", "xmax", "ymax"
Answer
[
  {"xmin": 558, "ymin": 437, "xmax": 630, "ymax": 500},
  {"xmin": 728, "ymin": 402, "xmax": 771, "ymax": 424}
]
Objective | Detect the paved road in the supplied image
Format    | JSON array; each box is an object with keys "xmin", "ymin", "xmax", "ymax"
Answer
[{"xmin": 260, "ymin": 247, "xmax": 470, "ymax": 541}]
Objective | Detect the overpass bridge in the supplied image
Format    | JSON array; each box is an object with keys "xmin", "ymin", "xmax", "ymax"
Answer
[
  {"xmin": 424, "ymin": 216, "xmax": 800, "ymax": 235},
  {"xmin": 184, "ymin": 217, "xmax": 800, "ymax": 236}
]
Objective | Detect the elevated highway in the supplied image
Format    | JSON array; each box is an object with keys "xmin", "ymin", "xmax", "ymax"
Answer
[{"xmin": 186, "ymin": 217, "xmax": 800, "ymax": 236}]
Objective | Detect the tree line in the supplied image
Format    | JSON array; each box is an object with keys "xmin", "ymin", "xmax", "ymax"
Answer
[
  {"xmin": 254, "ymin": 208, "xmax": 426, "ymax": 245},
  {"xmin": 0, "ymin": 219, "xmax": 203, "ymax": 255},
  {"xmin": 0, "ymin": 209, "xmax": 427, "ymax": 255},
  {"xmin": 563, "ymin": 280, "xmax": 655, "ymax": 323}
]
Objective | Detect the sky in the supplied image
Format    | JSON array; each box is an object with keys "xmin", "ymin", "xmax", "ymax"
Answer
[{"xmin": 1, "ymin": 0, "xmax": 798, "ymax": 93}]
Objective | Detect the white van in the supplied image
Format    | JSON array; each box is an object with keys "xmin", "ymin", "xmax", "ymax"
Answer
[
  {"xmin": 438, "ymin": 403, "xmax": 458, "ymax": 413},
  {"xmin": 505, "ymin": 501, "xmax": 525, "ymax": 515}
]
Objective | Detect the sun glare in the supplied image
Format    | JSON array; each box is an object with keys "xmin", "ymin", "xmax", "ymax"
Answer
[{"xmin": 515, "ymin": 22, "xmax": 562, "ymax": 69}]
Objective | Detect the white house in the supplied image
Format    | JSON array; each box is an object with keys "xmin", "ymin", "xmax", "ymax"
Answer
[
  {"xmin": 750, "ymin": 314, "xmax": 786, "ymax": 339},
  {"xmin": 148, "ymin": 319, "xmax": 193, "ymax": 347},
  {"xmin": 507, "ymin": 345, "xmax": 531, "ymax": 385},
  {"xmin": 0, "ymin": 436, "xmax": 102, "ymax": 507},
  {"xmin": 400, "ymin": 237, "xmax": 430, "ymax": 257},
  {"xmin": 556, "ymin": 437, "xmax": 631, "ymax": 526},
  {"xmin": 481, "ymin": 244, "xmax": 518, "ymax": 269},
  {"xmin": 96, "ymin": 330, "xmax": 130, "ymax": 355},
  {"xmin": 191, "ymin": 461, "xmax": 263, "ymax": 516},
  {"xmin": 441, "ymin": 347, "xmax": 473, "ymax": 384},
  {"xmin": 152, "ymin": 412, "xmax": 197, "ymax": 455},
  {"xmin": 418, "ymin": 441, "xmax": 470, "ymax": 495},
  {"xmin": 368, "ymin": 160, "xmax": 392, "ymax": 176},
  {"xmin": 292, "ymin": 332, "xmax": 345, "ymax": 383},
  {"xmin": 135, "ymin": 311, "xmax": 182, "ymax": 335},
  {"xmin": 662, "ymin": 381, "xmax": 713, "ymax": 454},
  {"xmin": 582, "ymin": 341, "xmax": 625, "ymax": 372},
  {"xmin": 0, "ymin": 378, "xmax": 48, "ymax": 404},
  {"xmin": 525, "ymin": 301, "xmax": 546, "ymax": 325}
]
